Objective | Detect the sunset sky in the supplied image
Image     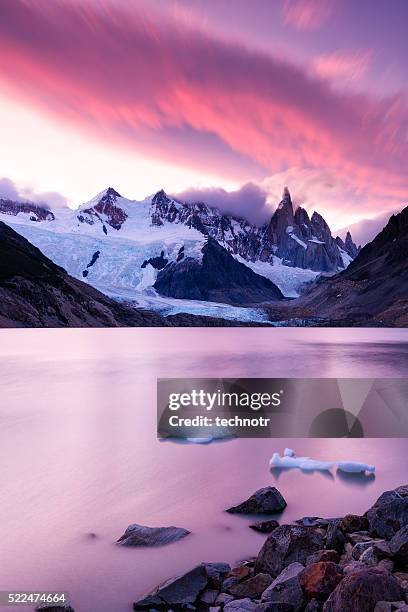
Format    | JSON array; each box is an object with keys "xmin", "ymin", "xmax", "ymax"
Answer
[{"xmin": 0, "ymin": 0, "xmax": 407, "ymax": 234}]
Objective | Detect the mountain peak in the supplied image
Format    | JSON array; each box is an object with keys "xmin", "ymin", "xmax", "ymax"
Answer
[
  {"xmin": 101, "ymin": 187, "xmax": 121, "ymax": 200},
  {"xmin": 277, "ymin": 187, "xmax": 293, "ymax": 213}
]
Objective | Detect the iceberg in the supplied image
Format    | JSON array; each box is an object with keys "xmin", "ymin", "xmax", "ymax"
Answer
[{"xmin": 270, "ymin": 449, "xmax": 375, "ymax": 474}]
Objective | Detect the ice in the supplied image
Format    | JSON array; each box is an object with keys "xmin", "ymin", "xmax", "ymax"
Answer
[
  {"xmin": 337, "ymin": 461, "xmax": 375, "ymax": 474},
  {"xmin": 270, "ymin": 449, "xmax": 375, "ymax": 474},
  {"xmin": 270, "ymin": 452, "xmax": 334, "ymax": 471}
]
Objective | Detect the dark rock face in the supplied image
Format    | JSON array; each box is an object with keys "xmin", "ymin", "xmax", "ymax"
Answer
[
  {"xmin": 250, "ymin": 520, "xmax": 280, "ymax": 533},
  {"xmin": 154, "ymin": 237, "xmax": 284, "ymax": 305},
  {"xmin": 390, "ymin": 526, "xmax": 408, "ymax": 561},
  {"xmin": 141, "ymin": 250, "xmax": 168, "ymax": 270},
  {"xmin": 0, "ymin": 221, "xmax": 165, "ymax": 328},
  {"xmin": 133, "ymin": 563, "xmax": 230, "ymax": 610},
  {"xmin": 340, "ymin": 514, "xmax": 369, "ymax": 534},
  {"xmin": 149, "ymin": 187, "xmax": 353, "ymax": 273},
  {"xmin": 300, "ymin": 562, "xmax": 343, "ymax": 601},
  {"xmin": 261, "ymin": 562, "xmax": 305, "ymax": 610},
  {"xmin": 78, "ymin": 187, "xmax": 128, "ymax": 230},
  {"xmin": 323, "ymin": 568, "xmax": 404, "ymax": 612},
  {"xmin": 226, "ymin": 487, "xmax": 287, "ymax": 515},
  {"xmin": 229, "ymin": 573, "xmax": 273, "ymax": 599},
  {"xmin": 306, "ymin": 550, "xmax": 340, "ymax": 565},
  {"xmin": 325, "ymin": 521, "xmax": 346, "ymax": 553},
  {"xmin": 255, "ymin": 525, "xmax": 325, "ymax": 577},
  {"xmin": 116, "ymin": 523, "xmax": 190, "ymax": 547},
  {"xmin": 0, "ymin": 197, "xmax": 55, "ymax": 221},
  {"xmin": 298, "ymin": 206, "xmax": 408, "ymax": 326},
  {"xmin": 366, "ymin": 486, "xmax": 408, "ymax": 539}
]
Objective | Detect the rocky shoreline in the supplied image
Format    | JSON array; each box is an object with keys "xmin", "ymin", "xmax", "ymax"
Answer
[{"xmin": 36, "ymin": 484, "xmax": 408, "ymax": 612}]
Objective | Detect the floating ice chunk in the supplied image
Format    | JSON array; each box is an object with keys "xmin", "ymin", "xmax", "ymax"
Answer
[
  {"xmin": 337, "ymin": 461, "xmax": 375, "ymax": 474},
  {"xmin": 270, "ymin": 449, "xmax": 375, "ymax": 475},
  {"xmin": 270, "ymin": 452, "xmax": 334, "ymax": 471}
]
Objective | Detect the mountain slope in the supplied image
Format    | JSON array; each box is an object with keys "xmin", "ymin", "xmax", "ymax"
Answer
[
  {"xmin": 0, "ymin": 187, "xmax": 357, "ymax": 304},
  {"xmin": 297, "ymin": 206, "xmax": 408, "ymax": 325},
  {"xmin": 154, "ymin": 237, "xmax": 284, "ymax": 305},
  {"xmin": 0, "ymin": 221, "xmax": 165, "ymax": 327}
]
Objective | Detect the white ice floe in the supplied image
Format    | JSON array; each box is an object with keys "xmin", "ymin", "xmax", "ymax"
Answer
[{"xmin": 270, "ymin": 449, "xmax": 375, "ymax": 474}]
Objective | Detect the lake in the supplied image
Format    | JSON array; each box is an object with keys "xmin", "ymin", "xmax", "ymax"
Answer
[{"xmin": 1, "ymin": 328, "xmax": 408, "ymax": 611}]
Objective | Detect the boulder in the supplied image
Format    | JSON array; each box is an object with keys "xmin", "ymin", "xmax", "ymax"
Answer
[
  {"xmin": 366, "ymin": 486, "xmax": 408, "ymax": 539},
  {"xmin": 261, "ymin": 562, "xmax": 304, "ymax": 611},
  {"xmin": 117, "ymin": 523, "xmax": 190, "ymax": 546},
  {"xmin": 255, "ymin": 525, "xmax": 325, "ymax": 577},
  {"xmin": 255, "ymin": 604, "xmax": 294, "ymax": 611},
  {"xmin": 374, "ymin": 604, "xmax": 408, "ymax": 612},
  {"xmin": 304, "ymin": 600, "xmax": 324, "ymax": 612},
  {"xmin": 133, "ymin": 562, "xmax": 229, "ymax": 609},
  {"xmin": 224, "ymin": 598, "xmax": 258, "ymax": 611},
  {"xmin": 250, "ymin": 520, "xmax": 280, "ymax": 533},
  {"xmin": 230, "ymin": 573, "xmax": 272, "ymax": 599},
  {"xmin": 227, "ymin": 487, "xmax": 287, "ymax": 514},
  {"xmin": 323, "ymin": 568, "xmax": 404, "ymax": 612},
  {"xmin": 299, "ymin": 562, "xmax": 343, "ymax": 601},
  {"xmin": 390, "ymin": 525, "xmax": 408, "ymax": 562},
  {"xmin": 325, "ymin": 521, "xmax": 345, "ymax": 553},
  {"xmin": 306, "ymin": 550, "xmax": 340, "ymax": 565},
  {"xmin": 340, "ymin": 515, "xmax": 369, "ymax": 533},
  {"xmin": 296, "ymin": 518, "xmax": 331, "ymax": 528}
]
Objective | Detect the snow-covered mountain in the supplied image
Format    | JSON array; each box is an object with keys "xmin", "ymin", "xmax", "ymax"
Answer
[{"xmin": 0, "ymin": 186, "xmax": 358, "ymax": 311}]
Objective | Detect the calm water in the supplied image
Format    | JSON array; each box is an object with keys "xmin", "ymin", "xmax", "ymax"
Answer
[{"xmin": 1, "ymin": 328, "xmax": 408, "ymax": 612}]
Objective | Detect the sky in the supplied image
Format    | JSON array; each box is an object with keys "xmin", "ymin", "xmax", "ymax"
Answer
[{"xmin": 0, "ymin": 0, "xmax": 407, "ymax": 239}]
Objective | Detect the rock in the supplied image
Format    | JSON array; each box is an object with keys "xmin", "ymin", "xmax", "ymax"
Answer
[
  {"xmin": 224, "ymin": 598, "xmax": 258, "ymax": 611},
  {"xmin": 347, "ymin": 532, "xmax": 373, "ymax": 545},
  {"xmin": 366, "ymin": 486, "xmax": 408, "ymax": 539},
  {"xmin": 300, "ymin": 562, "xmax": 343, "ymax": 601},
  {"xmin": 200, "ymin": 589, "xmax": 219, "ymax": 605},
  {"xmin": 229, "ymin": 565, "xmax": 252, "ymax": 581},
  {"xmin": 255, "ymin": 525, "xmax": 325, "ymax": 577},
  {"xmin": 209, "ymin": 608, "xmax": 222, "ymax": 612},
  {"xmin": 296, "ymin": 518, "xmax": 331, "ymax": 528},
  {"xmin": 250, "ymin": 520, "xmax": 280, "ymax": 534},
  {"xmin": 306, "ymin": 550, "xmax": 340, "ymax": 565},
  {"xmin": 374, "ymin": 604, "xmax": 408, "ymax": 612},
  {"xmin": 325, "ymin": 521, "xmax": 346, "ymax": 553},
  {"xmin": 323, "ymin": 568, "xmax": 404, "ymax": 612},
  {"xmin": 133, "ymin": 562, "xmax": 229, "ymax": 609},
  {"xmin": 36, "ymin": 607, "xmax": 74, "ymax": 612},
  {"xmin": 205, "ymin": 562, "xmax": 232, "ymax": 588},
  {"xmin": 227, "ymin": 487, "xmax": 287, "ymax": 514},
  {"xmin": 230, "ymin": 573, "xmax": 272, "ymax": 599},
  {"xmin": 261, "ymin": 562, "xmax": 304, "ymax": 611},
  {"xmin": 390, "ymin": 526, "xmax": 408, "ymax": 561},
  {"xmin": 352, "ymin": 541, "xmax": 376, "ymax": 560},
  {"xmin": 117, "ymin": 523, "xmax": 190, "ymax": 546},
  {"xmin": 304, "ymin": 600, "xmax": 324, "ymax": 612},
  {"xmin": 215, "ymin": 592, "xmax": 235, "ymax": 606},
  {"xmin": 340, "ymin": 515, "xmax": 369, "ymax": 533},
  {"xmin": 255, "ymin": 604, "xmax": 294, "ymax": 611}
]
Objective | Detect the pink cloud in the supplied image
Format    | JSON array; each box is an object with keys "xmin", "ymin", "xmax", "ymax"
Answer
[
  {"xmin": 313, "ymin": 49, "xmax": 373, "ymax": 82},
  {"xmin": 0, "ymin": 0, "xmax": 406, "ymax": 223},
  {"xmin": 282, "ymin": 0, "xmax": 335, "ymax": 31}
]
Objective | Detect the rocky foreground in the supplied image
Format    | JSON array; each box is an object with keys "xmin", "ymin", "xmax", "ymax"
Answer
[{"xmin": 35, "ymin": 484, "xmax": 408, "ymax": 611}]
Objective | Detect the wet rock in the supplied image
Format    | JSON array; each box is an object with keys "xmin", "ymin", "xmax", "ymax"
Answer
[
  {"xmin": 296, "ymin": 518, "xmax": 331, "ymax": 528},
  {"xmin": 224, "ymin": 598, "xmax": 258, "ymax": 611},
  {"xmin": 306, "ymin": 550, "xmax": 340, "ymax": 565},
  {"xmin": 325, "ymin": 521, "xmax": 346, "ymax": 553},
  {"xmin": 117, "ymin": 524, "xmax": 190, "ymax": 546},
  {"xmin": 300, "ymin": 562, "xmax": 343, "ymax": 601},
  {"xmin": 366, "ymin": 486, "xmax": 408, "ymax": 539},
  {"xmin": 230, "ymin": 573, "xmax": 272, "ymax": 599},
  {"xmin": 390, "ymin": 526, "xmax": 408, "ymax": 562},
  {"xmin": 205, "ymin": 562, "xmax": 232, "ymax": 588},
  {"xmin": 250, "ymin": 520, "xmax": 280, "ymax": 534},
  {"xmin": 340, "ymin": 515, "xmax": 369, "ymax": 533},
  {"xmin": 255, "ymin": 525, "xmax": 325, "ymax": 577},
  {"xmin": 304, "ymin": 600, "xmax": 324, "ymax": 612},
  {"xmin": 133, "ymin": 562, "xmax": 229, "ymax": 609},
  {"xmin": 323, "ymin": 568, "xmax": 404, "ymax": 612},
  {"xmin": 227, "ymin": 487, "xmax": 287, "ymax": 514},
  {"xmin": 261, "ymin": 562, "xmax": 304, "ymax": 611}
]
